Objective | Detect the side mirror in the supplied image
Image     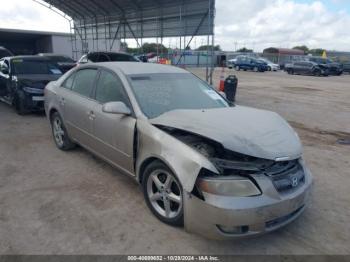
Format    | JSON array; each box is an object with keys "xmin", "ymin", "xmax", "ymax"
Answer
[{"xmin": 102, "ymin": 101, "xmax": 131, "ymax": 115}]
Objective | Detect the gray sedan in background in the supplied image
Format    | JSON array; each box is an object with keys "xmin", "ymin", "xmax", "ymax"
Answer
[{"xmin": 44, "ymin": 62, "xmax": 312, "ymax": 239}]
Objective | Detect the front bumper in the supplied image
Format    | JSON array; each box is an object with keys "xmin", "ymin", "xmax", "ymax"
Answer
[
  {"xmin": 23, "ymin": 92, "xmax": 45, "ymax": 111},
  {"xmin": 184, "ymin": 165, "xmax": 312, "ymax": 239}
]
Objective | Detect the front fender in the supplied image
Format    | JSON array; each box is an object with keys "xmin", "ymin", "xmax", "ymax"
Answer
[{"xmin": 135, "ymin": 120, "xmax": 218, "ymax": 192}]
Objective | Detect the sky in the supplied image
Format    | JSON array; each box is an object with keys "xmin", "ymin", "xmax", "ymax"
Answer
[{"xmin": 1, "ymin": 0, "xmax": 350, "ymax": 52}]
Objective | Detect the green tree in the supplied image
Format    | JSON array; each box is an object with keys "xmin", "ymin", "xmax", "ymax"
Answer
[
  {"xmin": 293, "ymin": 45, "xmax": 309, "ymax": 53},
  {"xmin": 141, "ymin": 42, "xmax": 168, "ymax": 54},
  {"xmin": 237, "ymin": 47, "xmax": 253, "ymax": 53},
  {"xmin": 309, "ymin": 48, "xmax": 325, "ymax": 56},
  {"xmin": 121, "ymin": 42, "xmax": 169, "ymax": 54},
  {"xmin": 196, "ymin": 45, "xmax": 221, "ymax": 51}
]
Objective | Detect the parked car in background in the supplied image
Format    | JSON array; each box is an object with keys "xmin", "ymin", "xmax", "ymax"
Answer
[
  {"xmin": 0, "ymin": 56, "xmax": 62, "ymax": 114},
  {"xmin": 0, "ymin": 46, "xmax": 13, "ymax": 59},
  {"xmin": 38, "ymin": 53, "xmax": 76, "ymax": 73},
  {"xmin": 136, "ymin": 55, "xmax": 148, "ymax": 62},
  {"xmin": 227, "ymin": 58, "xmax": 237, "ymax": 69},
  {"xmin": 45, "ymin": 62, "xmax": 312, "ymax": 239},
  {"xmin": 307, "ymin": 57, "xmax": 343, "ymax": 76},
  {"xmin": 286, "ymin": 61, "xmax": 329, "ymax": 76},
  {"xmin": 77, "ymin": 51, "xmax": 140, "ymax": 64},
  {"xmin": 235, "ymin": 56, "xmax": 268, "ymax": 72},
  {"xmin": 342, "ymin": 61, "xmax": 350, "ymax": 74},
  {"xmin": 258, "ymin": 58, "xmax": 280, "ymax": 71},
  {"xmin": 148, "ymin": 56, "xmax": 160, "ymax": 63}
]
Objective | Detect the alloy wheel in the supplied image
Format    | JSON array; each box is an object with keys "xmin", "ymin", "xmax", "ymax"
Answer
[
  {"xmin": 146, "ymin": 169, "xmax": 182, "ymax": 219},
  {"xmin": 53, "ymin": 117, "xmax": 65, "ymax": 147}
]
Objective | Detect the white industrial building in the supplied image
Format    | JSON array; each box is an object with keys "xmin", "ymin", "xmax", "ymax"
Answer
[{"xmin": 0, "ymin": 27, "xmax": 121, "ymax": 59}]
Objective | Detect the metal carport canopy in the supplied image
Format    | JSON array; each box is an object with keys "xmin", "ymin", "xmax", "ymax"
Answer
[{"xmin": 41, "ymin": 0, "xmax": 215, "ymax": 38}]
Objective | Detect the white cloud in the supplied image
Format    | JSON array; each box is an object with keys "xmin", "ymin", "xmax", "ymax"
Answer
[
  {"xmin": 1, "ymin": 0, "xmax": 350, "ymax": 51},
  {"xmin": 0, "ymin": 0, "xmax": 70, "ymax": 32},
  {"xmin": 215, "ymin": 0, "xmax": 350, "ymax": 51}
]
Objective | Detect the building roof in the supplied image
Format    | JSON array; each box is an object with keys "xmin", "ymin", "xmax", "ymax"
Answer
[
  {"xmin": 0, "ymin": 28, "xmax": 70, "ymax": 38},
  {"xmin": 41, "ymin": 0, "xmax": 214, "ymax": 38},
  {"xmin": 263, "ymin": 47, "xmax": 305, "ymax": 55}
]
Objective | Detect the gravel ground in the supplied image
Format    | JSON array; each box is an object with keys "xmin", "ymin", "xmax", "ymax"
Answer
[{"xmin": 0, "ymin": 69, "xmax": 349, "ymax": 254}]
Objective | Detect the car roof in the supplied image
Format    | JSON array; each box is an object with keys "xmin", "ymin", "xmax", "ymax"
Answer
[
  {"xmin": 9, "ymin": 55, "xmax": 51, "ymax": 60},
  {"xmin": 37, "ymin": 53, "xmax": 69, "ymax": 57},
  {"xmin": 87, "ymin": 51, "xmax": 132, "ymax": 56},
  {"xmin": 95, "ymin": 62, "xmax": 189, "ymax": 75}
]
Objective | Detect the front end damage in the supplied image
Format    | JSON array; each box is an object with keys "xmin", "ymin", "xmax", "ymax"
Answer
[{"xmin": 153, "ymin": 125, "xmax": 312, "ymax": 239}]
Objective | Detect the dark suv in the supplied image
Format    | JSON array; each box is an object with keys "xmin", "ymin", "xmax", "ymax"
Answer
[
  {"xmin": 286, "ymin": 61, "xmax": 329, "ymax": 76},
  {"xmin": 234, "ymin": 56, "xmax": 268, "ymax": 72},
  {"xmin": 77, "ymin": 51, "xmax": 140, "ymax": 64},
  {"xmin": 308, "ymin": 57, "xmax": 343, "ymax": 76},
  {"xmin": 0, "ymin": 56, "xmax": 63, "ymax": 114}
]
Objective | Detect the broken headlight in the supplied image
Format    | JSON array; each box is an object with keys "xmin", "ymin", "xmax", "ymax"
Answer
[
  {"xmin": 23, "ymin": 86, "xmax": 44, "ymax": 94},
  {"xmin": 195, "ymin": 169, "xmax": 261, "ymax": 197}
]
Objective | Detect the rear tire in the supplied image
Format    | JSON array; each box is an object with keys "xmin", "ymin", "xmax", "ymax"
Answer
[
  {"xmin": 50, "ymin": 112, "xmax": 76, "ymax": 151},
  {"xmin": 142, "ymin": 161, "xmax": 184, "ymax": 227}
]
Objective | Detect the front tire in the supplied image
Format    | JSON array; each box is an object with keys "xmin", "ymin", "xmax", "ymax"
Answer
[
  {"xmin": 50, "ymin": 112, "xmax": 76, "ymax": 150},
  {"xmin": 14, "ymin": 92, "xmax": 28, "ymax": 115},
  {"xmin": 143, "ymin": 161, "xmax": 184, "ymax": 227}
]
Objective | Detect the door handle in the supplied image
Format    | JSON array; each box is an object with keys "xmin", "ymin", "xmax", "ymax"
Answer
[
  {"xmin": 88, "ymin": 110, "xmax": 95, "ymax": 120},
  {"xmin": 59, "ymin": 97, "xmax": 65, "ymax": 106}
]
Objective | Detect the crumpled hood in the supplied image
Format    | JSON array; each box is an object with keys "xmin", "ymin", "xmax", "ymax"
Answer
[{"xmin": 150, "ymin": 106, "xmax": 302, "ymax": 160}]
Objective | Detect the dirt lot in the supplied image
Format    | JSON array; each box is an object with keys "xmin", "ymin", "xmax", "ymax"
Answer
[{"xmin": 0, "ymin": 70, "xmax": 349, "ymax": 254}]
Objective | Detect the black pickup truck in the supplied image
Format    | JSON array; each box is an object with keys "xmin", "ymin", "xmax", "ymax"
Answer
[{"xmin": 0, "ymin": 56, "xmax": 62, "ymax": 114}]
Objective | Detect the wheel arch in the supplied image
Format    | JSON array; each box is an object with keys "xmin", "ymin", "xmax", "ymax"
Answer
[
  {"xmin": 138, "ymin": 156, "xmax": 178, "ymax": 186},
  {"xmin": 49, "ymin": 107, "xmax": 59, "ymax": 121},
  {"xmin": 138, "ymin": 157, "xmax": 159, "ymax": 184}
]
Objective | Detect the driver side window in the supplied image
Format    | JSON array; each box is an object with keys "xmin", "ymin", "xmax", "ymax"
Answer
[{"xmin": 95, "ymin": 70, "xmax": 129, "ymax": 105}]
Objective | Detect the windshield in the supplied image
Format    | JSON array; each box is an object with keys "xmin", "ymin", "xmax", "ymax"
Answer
[
  {"xmin": 128, "ymin": 73, "xmax": 229, "ymax": 118},
  {"xmin": 255, "ymin": 59, "xmax": 265, "ymax": 64},
  {"xmin": 260, "ymin": 58, "xmax": 273, "ymax": 64},
  {"xmin": 12, "ymin": 59, "xmax": 62, "ymax": 75}
]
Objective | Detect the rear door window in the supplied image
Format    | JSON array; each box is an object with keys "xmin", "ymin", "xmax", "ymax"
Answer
[{"xmin": 71, "ymin": 69, "xmax": 98, "ymax": 97}]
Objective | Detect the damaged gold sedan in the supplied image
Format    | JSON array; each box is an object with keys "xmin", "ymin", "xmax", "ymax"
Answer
[{"xmin": 44, "ymin": 62, "xmax": 312, "ymax": 239}]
